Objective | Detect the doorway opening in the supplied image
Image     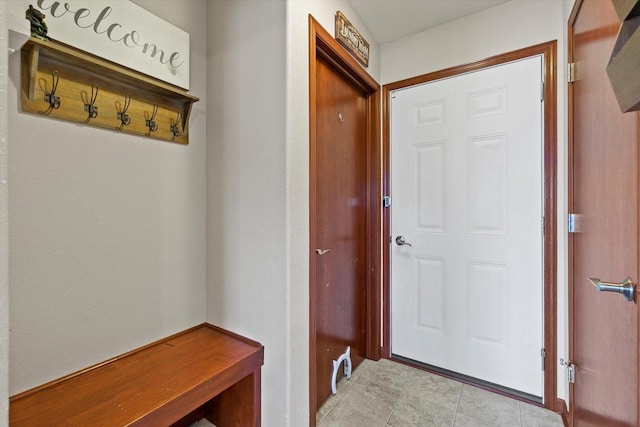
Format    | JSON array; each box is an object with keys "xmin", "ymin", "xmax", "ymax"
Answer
[
  {"xmin": 308, "ymin": 15, "xmax": 381, "ymax": 427},
  {"xmin": 382, "ymin": 41, "xmax": 558, "ymax": 411}
]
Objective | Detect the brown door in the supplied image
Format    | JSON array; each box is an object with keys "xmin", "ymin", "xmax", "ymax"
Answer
[
  {"xmin": 313, "ymin": 55, "xmax": 368, "ymax": 408},
  {"xmin": 569, "ymin": 0, "xmax": 639, "ymax": 425}
]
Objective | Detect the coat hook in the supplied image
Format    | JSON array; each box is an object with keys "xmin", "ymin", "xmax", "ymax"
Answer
[
  {"xmin": 145, "ymin": 104, "xmax": 159, "ymax": 133},
  {"xmin": 117, "ymin": 93, "xmax": 131, "ymax": 127},
  {"xmin": 170, "ymin": 111, "xmax": 182, "ymax": 137},
  {"xmin": 83, "ymin": 83, "xmax": 99, "ymax": 119},
  {"xmin": 44, "ymin": 70, "xmax": 60, "ymax": 110}
]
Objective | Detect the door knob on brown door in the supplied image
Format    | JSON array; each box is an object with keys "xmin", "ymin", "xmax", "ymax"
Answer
[
  {"xmin": 395, "ymin": 236, "xmax": 412, "ymax": 247},
  {"xmin": 588, "ymin": 277, "xmax": 636, "ymax": 302},
  {"xmin": 315, "ymin": 249, "xmax": 331, "ymax": 255}
]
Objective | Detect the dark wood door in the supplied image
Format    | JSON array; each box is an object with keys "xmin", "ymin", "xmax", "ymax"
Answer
[
  {"xmin": 570, "ymin": 0, "xmax": 639, "ymax": 425},
  {"xmin": 314, "ymin": 56, "xmax": 368, "ymax": 408}
]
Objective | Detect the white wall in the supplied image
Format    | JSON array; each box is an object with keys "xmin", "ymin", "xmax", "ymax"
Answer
[
  {"xmin": 206, "ymin": 1, "xmax": 379, "ymax": 425},
  {"xmin": 0, "ymin": 1, "xmax": 9, "ymax": 425},
  {"xmin": 380, "ymin": 0, "xmax": 570, "ymax": 404},
  {"xmin": 7, "ymin": 0, "xmax": 207, "ymax": 395}
]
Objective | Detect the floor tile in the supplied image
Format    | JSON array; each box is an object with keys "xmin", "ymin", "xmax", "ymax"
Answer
[
  {"xmin": 350, "ymin": 357, "xmax": 373, "ymax": 381},
  {"xmin": 520, "ymin": 401, "xmax": 564, "ymax": 427},
  {"xmin": 454, "ymin": 385, "xmax": 520, "ymax": 426},
  {"xmin": 317, "ymin": 357, "xmax": 371, "ymax": 425},
  {"xmin": 356, "ymin": 358, "xmax": 415, "ymax": 394},
  {"xmin": 387, "ymin": 392, "xmax": 456, "ymax": 426},
  {"xmin": 454, "ymin": 410, "xmax": 518, "ymax": 427},
  {"xmin": 316, "ymin": 358, "xmax": 564, "ymax": 427},
  {"xmin": 405, "ymin": 369, "xmax": 462, "ymax": 410},
  {"xmin": 319, "ymin": 382, "xmax": 397, "ymax": 427}
]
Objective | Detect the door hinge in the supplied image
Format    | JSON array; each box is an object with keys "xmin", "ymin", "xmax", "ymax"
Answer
[
  {"xmin": 568, "ymin": 213, "xmax": 576, "ymax": 233},
  {"xmin": 541, "ymin": 348, "xmax": 546, "ymax": 371},
  {"xmin": 542, "ymin": 217, "xmax": 545, "ymax": 236},
  {"xmin": 540, "ymin": 81, "xmax": 545, "ymax": 101},
  {"xmin": 383, "ymin": 195, "xmax": 392, "ymax": 208},
  {"xmin": 560, "ymin": 358, "xmax": 576, "ymax": 383},
  {"xmin": 568, "ymin": 62, "xmax": 576, "ymax": 83}
]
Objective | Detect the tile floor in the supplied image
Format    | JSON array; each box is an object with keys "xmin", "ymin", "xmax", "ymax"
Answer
[{"xmin": 317, "ymin": 358, "xmax": 564, "ymax": 427}]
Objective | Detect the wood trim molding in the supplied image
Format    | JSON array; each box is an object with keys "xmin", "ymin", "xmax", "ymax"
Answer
[
  {"xmin": 308, "ymin": 14, "xmax": 381, "ymax": 427},
  {"xmin": 381, "ymin": 41, "xmax": 558, "ymax": 410},
  {"xmin": 381, "ymin": 86, "xmax": 392, "ymax": 359},
  {"xmin": 567, "ymin": 2, "xmax": 582, "ymax": 425},
  {"xmin": 556, "ymin": 397, "xmax": 569, "ymax": 426}
]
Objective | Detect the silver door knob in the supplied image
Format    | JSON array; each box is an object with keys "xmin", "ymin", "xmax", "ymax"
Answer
[
  {"xmin": 588, "ymin": 277, "xmax": 636, "ymax": 302},
  {"xmin": 315, "ymin": 249, "xmax": 331, "ymax": 255},
  {"xmin": 395, "ymin": 236, "xmax": 412, "ymax": 247}
]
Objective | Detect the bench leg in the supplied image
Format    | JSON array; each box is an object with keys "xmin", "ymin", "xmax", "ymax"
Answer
[{"xmin": 207, "ymin": 368, "xmax": 261, "ymax": 427}]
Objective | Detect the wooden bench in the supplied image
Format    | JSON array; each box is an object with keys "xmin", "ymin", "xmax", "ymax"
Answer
[{"xmin": 10, "ymin": 323, "xmax": 264, "ymax": 426}]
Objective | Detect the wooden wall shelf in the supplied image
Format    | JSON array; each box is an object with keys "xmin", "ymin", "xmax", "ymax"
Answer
[{"xmin": 20, "ymin": 37, "xmax": 199, "ymax": 144}]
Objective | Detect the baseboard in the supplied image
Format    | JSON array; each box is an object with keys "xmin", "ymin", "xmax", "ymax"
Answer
[{"xmin": 555, "ymin": 398, "xmax": 569, "ymax": 426}]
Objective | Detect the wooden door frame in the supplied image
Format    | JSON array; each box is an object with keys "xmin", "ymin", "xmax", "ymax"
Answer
[
  {"xmin": 308, "ymin": 15, "xmax": 381, "ymax": 426},
  {"xmin": 381, "ymin": 41, "xmax": 559, "ymax": 411},
  {"xmin": 567, "ymin": 1, "xmax": 640, "ymax": 425},
  {"xmin": 567, "ymin": 5, "xmax": 579, "ymax": 425}
]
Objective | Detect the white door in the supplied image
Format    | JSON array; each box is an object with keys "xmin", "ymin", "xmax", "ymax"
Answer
[{"xmin": 390, "ymin": 56, "xmax": 543, "ymax": 397}]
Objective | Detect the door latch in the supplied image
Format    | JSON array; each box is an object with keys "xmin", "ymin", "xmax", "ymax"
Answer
[
  {"xmin": 395, "ymin": 236, "xmax": 412, "ymax": 247},
  {"xmin": 588, "ymin": 277, "xmax": 636, "ymax": 302},
  {"xmin": 560, "ymin": 358, "xmax": 576, "ymax": 383}
]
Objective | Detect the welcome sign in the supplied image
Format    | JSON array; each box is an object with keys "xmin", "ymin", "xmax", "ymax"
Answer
[{"xmin": 13, "ymin": 0, "xmax": 190, "ymax": 89}]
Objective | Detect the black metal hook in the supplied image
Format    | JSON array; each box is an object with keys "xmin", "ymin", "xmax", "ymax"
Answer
[
  {"xmin": 117, "ymin": 93, "xmax": 131, "ymax": 126},
  {"xmin": 170, "ymin": 111, "xmax": 182, "ymax": 137},
  {"xmin": 146, "ymin": 104, "xmax": 158, "ymax": 133},
  {"xmin": 44, "ymin": 70, "xmax": 60, "ymax": 109},
  {"xmin": 84, "ymin": 83, "xmax": 99, "ymax": 119}
]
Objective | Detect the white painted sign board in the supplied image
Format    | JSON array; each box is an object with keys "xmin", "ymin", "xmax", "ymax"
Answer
[{"xmin": 9, "ymin": 0, "xmax": 190, "ymax": 89}]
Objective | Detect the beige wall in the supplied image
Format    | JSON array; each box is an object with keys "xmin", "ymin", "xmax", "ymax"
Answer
[
  {"xmin": 2, "ymin": 1, "xmax": 579, "ymax": 425},
  {"xmin": 206, "ymin": 1, "xmax": 379, "ymax": 425},
  {"xmin": 380, "ymin": 0, "xmax": 572, "ymax": 404},
  {"xmin": 1, "ymin": 1, "xmax": 9, "ymax": 425},
  {"xmin": 205, "ymin": 1, "xmax": 288, "ymax": 424},
  {"xmin": 7, "ymin": 0, "xmax": 208, "ymax": 396}
]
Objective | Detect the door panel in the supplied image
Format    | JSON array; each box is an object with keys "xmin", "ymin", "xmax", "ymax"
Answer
[
  {"xmin": 391, "ymin": 57, "xmax": 544, "ymax": 396},
  {"xmin": 314, "ymin": 56, "xmax": 367, "ymax": 408},
  {"xmin": 570, "ymin": 1, "xmax": 639, "ymax": 425}
]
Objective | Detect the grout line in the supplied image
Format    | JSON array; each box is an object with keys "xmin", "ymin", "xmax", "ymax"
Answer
[
  {"xmin": 384, "ymin": 373, "xmax": 407, "ymax": 426},
  {"xmin": 517, "ymin": 401, "xmax": 522, "ymax": 426},
  {"xmin": 384, "ymin": 395, "xmax": 402, "ymax": 426},
  {"xmin": 385, "ymin": 378, "xmax": 407, "ymax": 426},
  {"xmin": 451, "ymin": 383, "xmax": 464, "ymax": 426}
]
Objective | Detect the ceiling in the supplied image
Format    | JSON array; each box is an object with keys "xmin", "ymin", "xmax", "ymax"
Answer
[{"xmin": 347, "ymin": 0, "xmax": 510, "ymax": 44}]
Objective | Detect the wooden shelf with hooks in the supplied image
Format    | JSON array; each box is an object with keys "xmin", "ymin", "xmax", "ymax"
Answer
[{"xmin": 20, "ymin": 37, "xmax": 199, "ymax": 144}]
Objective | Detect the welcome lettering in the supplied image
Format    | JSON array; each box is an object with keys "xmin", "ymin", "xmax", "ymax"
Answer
[{"xmin": 36, "ymin": 0, "xmax": 184, "ymax": 69}]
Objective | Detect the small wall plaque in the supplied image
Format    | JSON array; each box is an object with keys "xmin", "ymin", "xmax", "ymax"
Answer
[{"xmin": 335, "ymin": 11, "xmax": 369, "ymax": 67}]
